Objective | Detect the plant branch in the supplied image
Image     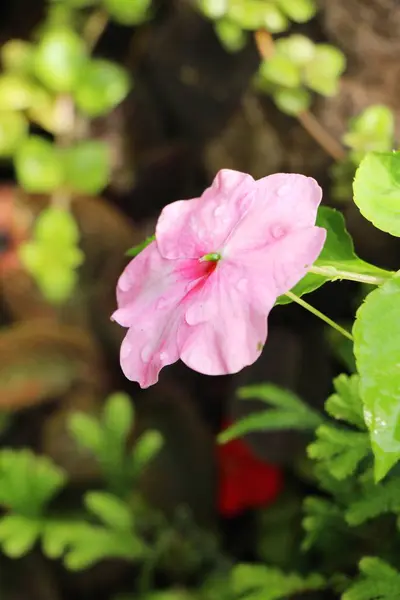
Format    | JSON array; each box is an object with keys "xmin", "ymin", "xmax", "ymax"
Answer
[
  {"xmin": 254, "ymin": 29, "xmax": 346, "ymax": 162},
  {"xmin": 285, "ymin": 290, "xmax": 353, "ymax": 341},
  {"xmin": 83, "ymin": 8, "xmax": 109, "ymax": 51},
  {"xmin": 308, "ymin": 265, "xmax": 393, "ymax": 286}
]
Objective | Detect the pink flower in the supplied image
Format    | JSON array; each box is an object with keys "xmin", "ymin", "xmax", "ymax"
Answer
[{"xmin": 112, "ymin": 170, "xmax": 326, "ymax": 388}]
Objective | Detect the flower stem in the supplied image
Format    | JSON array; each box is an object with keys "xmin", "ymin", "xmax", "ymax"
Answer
[
  {"xmin": 284, "ymin": 290, "xmax": 353, "ymax": 341},
  {"xmin": 83, "ymin": 8, "xmax": 109, "ymax": 51},
  {"xmin": 254, "ymin": 29, "xmax": 346, "ymax": 162},
  {"xmin": 308, "ymin": 265, "xmax": 393, "ymax": 286}
]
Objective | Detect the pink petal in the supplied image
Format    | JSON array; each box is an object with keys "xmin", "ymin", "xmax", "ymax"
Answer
[
  {"xmin": 178, "ymin": 265, "xmax": 276, "ymax": 376},
  {"xmin": 225, "ymin": 173, "xmax": 322, "ymax": 256},
  {"xmin": 156, "ymin": 169, "xmax": 255, "ymax": 260},
  {"xmin": 112, "ymin": 242, "xmax": 209, "ymax": 387},
  {"xmin": 234, "ymin": 226, "xmax": 327, "ymax": 298}
]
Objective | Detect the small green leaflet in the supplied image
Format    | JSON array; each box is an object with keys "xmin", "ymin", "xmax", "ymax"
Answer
[
  {"xmin": 126, "ymin": 234, "xmax": 155, "ymax": 257},
  {"xmin": 277, "ymin": 206, "xmax": 391, "ymax": 305},
  {"xmin": 353, "ymin": 275, "xmax": 400, "ymax": 481},
  {"xmin": 353, "ymin": 151, "xmax": 400, "ymax": 237}
]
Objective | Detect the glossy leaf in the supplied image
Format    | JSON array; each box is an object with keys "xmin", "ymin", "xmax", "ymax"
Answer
[
  {"xmin": 63, "ymin": 140, "xmax": 110, "ymax": 195},
  {"xmin": 353, "ymin": 276, "xmax": 400, "ymax": 481},
  {"xmin": 353, "ymin": 151, "xmax": 400, "ymax": 237}
]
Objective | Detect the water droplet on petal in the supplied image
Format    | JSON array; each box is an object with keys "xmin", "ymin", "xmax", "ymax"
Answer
[
  {"xmin": 118, "ymin": 271, "xmax": 132, "ymax": 292},
  {"xmin": 271, "ymin": 225, "xmax": 286, "ymax": 239},
  {"xmin": 141, "ymin": 343, "xmax": 153, "ymax": 363},
  {"xmin": 159, "ymin": 351, "xmax": 168, "ymax": 362},
  {"xmin": 236, "ymin": 278, "xmax": 248, "ymax": 292},
  {"xmin": 156, "ymin": 297, "xmax": 168, "ymax": 309},
  {"xmin": 277, "ymin": 184, "xmax": 290, "ymax": 197},
  {"xmin": 213, "ymin": 205, "xmax": 224, "ymax": 217},
  {"xmin": 121, "ymin": 342, "xmax": 132, "ymax": 359}
]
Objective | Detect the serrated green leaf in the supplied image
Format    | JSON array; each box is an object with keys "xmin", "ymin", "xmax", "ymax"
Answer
[
  {"xmin": 85, "ymin": 491, "xmax": 133, "ymax": 530},
  {"xmin": 325, "ymin": 375, "xmax": 365, "ymax": 429},
  {"xmin": 63, "ymin": 140, "xmax": 110, "ymax": 195},
  {"xmin": 232, "ymin": 563, "xmax": 325, "ymax": 600},
  {"xmin": 345, "ymin": 476, "xmax": 400, "ymax": 526},
  {"xmin": 353, "ymin": 276, "xmax": 400, "ymax": 481},
  {"xmin": 343, "ymin": 557, "xmax": 400, "ymax": 600},
  {"xmin": 219, "ymin": 384, "xmax": 321, "ymax": 443},
  {"xmin": 353, "ymin": 151, "xmax": 400, "ymax": 237},
  {"xmin": 0, "ymin": 515, "xmax": 41, "ymax": 557}
]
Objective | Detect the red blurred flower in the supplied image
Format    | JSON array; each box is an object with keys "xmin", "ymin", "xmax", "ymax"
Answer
[{"xmin": 217, "ymin": 421, "xmax": 283, "ymax": 517}]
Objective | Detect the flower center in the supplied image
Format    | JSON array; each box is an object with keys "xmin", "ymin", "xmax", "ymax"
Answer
[{"xmin": 199, "ymin": 251, "xmax": 221, "ymax": 277}]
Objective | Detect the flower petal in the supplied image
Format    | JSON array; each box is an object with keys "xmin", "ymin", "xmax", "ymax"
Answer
[
  {"xmin": 225, "ymin": 173, "xmax": 322, "ymax": 256},
  {"xmin": 178, "ymin": 266, "xmax": 275, "ymax": 376},
  {"xmin": 156, "ymin": 169, "xmax": 255, "ymax": 260}
]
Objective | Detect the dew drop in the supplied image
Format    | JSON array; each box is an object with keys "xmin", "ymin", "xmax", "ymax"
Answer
[
  {"xmin": 121, "ymin": 342, "xmax": 132, "ymax": 359},
  {"xmin": 271, "ymin": 225, "xmax": 285, "ymax": 239},
  {"xmin": 156, "ymin": 297, "xmax": 168, "ymax": 309},
  {"xmin": 236, "ymin": 278, "xmax": 248, "ymax": 292},
  {"xmin": 277, "ymin": 184, "xmax": 290, "ymax": 197},
  {"xmin": 140, "ymin": 343, "xmax": 153, "ymax": 363},
  {"xmin": 118, "ymin": 271, "xmax": 131, "ymax": 292}
]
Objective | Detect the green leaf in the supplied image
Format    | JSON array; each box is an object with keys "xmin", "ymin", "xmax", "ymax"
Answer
[
  {"xmin": 302, "ymin": 496, "xmax": 344, "ymax": 551},
  {"xmin": 218, "ymin": 384, "xmax": 322, "ymax": 443},
  {"xmin": 345, "ymin": 475, "xmax": 400, "ymax": 526},
  {"xmin": 308, "ymin": 425, "xmax": 369, "ymax": 480},
  {"xmin": 1, "ymin": 40, "xmax": 33, "ymax": 74},
  {"xmin": 343, "ymin": 105, "xmax": 394, "ymax": 164},
  {"xmin": 259, "ymin": 55, "xmax": 301, "ymax": 88},
  {"xmin": 325, "ymin": 374, "xmax": 365, "ymax": 430},
  {"xmin": 0, "ymin": 449, "xmax": 66, "ymax": 516},
  {"xmin": 273, "ymin": 87, "xmax": 311, "ymax": 116},
  {"xmin": 353, "ymin": 151, "xmax": 400, "ymax": 237},
  {"xmin": 275, "ymin": 34, "xmax": 315, "ymax": 66},
  {"xmin": 304, "ymin": 44, "xmax": 345, "ymax": 96},
  {"xmin": 276, "ymin": 0, "xmax": 317, "ymax": 23},
  {"xmin": 132, "ymin": 430, "xmax": 163, "ymax": 475},
  {"xmin": 197, "ymin": 0, "xmax": 228, "ymax": 19},
  {"xmin": 68, "ymin": 412, "xmax": 102, "ymax": 453},
  {"xmin": 353, "ymin": 276, "xmax": 400, "ymax": 481},
  {"xmin": 277, "ymin": 206, "xmax": 391, "ymax": 305},
  {"xmin": 15, "ymin": 136, "xmax": 63, "ymax": 193},
  {"xmin": 63, "ymin": 140, "xmax": 110, "ymax": 195},
  {"xmin": 0, "ymin": 74, "xmax": 35, "ymax": 110},
  {"xmin": 227, "ymin": 1, "xmax": 288, "ymax": 32},
  {"xmin": 74, "ymin": 59, "xmax": 131, "ymax": 118},
  {"xmin": 0, "ymin": 111, "xmax": 28, "ymax": 156},
  {"xmin": 342, "ymin": 557, "xmax": 400, "ymax": 600},
  {"xmin": 35, "ymin": 206, "xmax": 81, "ymax": 246},
  {"xmin": 0, "ymin": 515, "xmax": 41, "ymax": 557},
  {"xmin": 214, "ymin": 19, "xmax": 247, "ymax": 52},
  {"xmin": 102, "ymin": 392, "xmax": 134, "ymax": 442},
  {"xmin": 103, "ymin": 0, "xmax": 152, "ymax": 25},
  {"xmin": 33, "ymin": 28, "xmax": 87, "ymax": 93},
  {"xmin": 84, "ymin": 491, "xmax": 133, "ymax": 530},
  {"xmin": 232, "ymin": 563, "xmax": 325, "ymax": 600}
]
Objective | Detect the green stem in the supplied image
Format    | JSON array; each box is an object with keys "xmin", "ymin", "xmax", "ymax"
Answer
[
  {"xmin": 285, "ymin": 290, "xmax": 353, "ymax": 342},
  {"xmin": 84, "ymin": 8, "xmax": 109, "ymax": 51},
  {"xmin": 308, "ymin": 265, "xmax": 392, "ymax": 286}
]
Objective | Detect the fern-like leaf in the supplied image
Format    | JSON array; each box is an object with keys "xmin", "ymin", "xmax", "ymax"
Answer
[
  {"xmin": 302, "ymin": 496, "xmax": 345, "ymax": 551},
  {"xmin": 343, "ymin": 557, "xmax": 400, "ymax": 600},
  {"xmin": 308, "ymin": 425, "xmax": 370, "ymax": 480},
  {"xmin": 345, "ymin": 475, "xmax": 400, "ymax": 526},
  {"xmin": 325, "ymin": 374, "xmax": 365, "ymax": 430},
  {"xmin": 231, "ymin": 563, "xmax": 325, "ymax": 600}
]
